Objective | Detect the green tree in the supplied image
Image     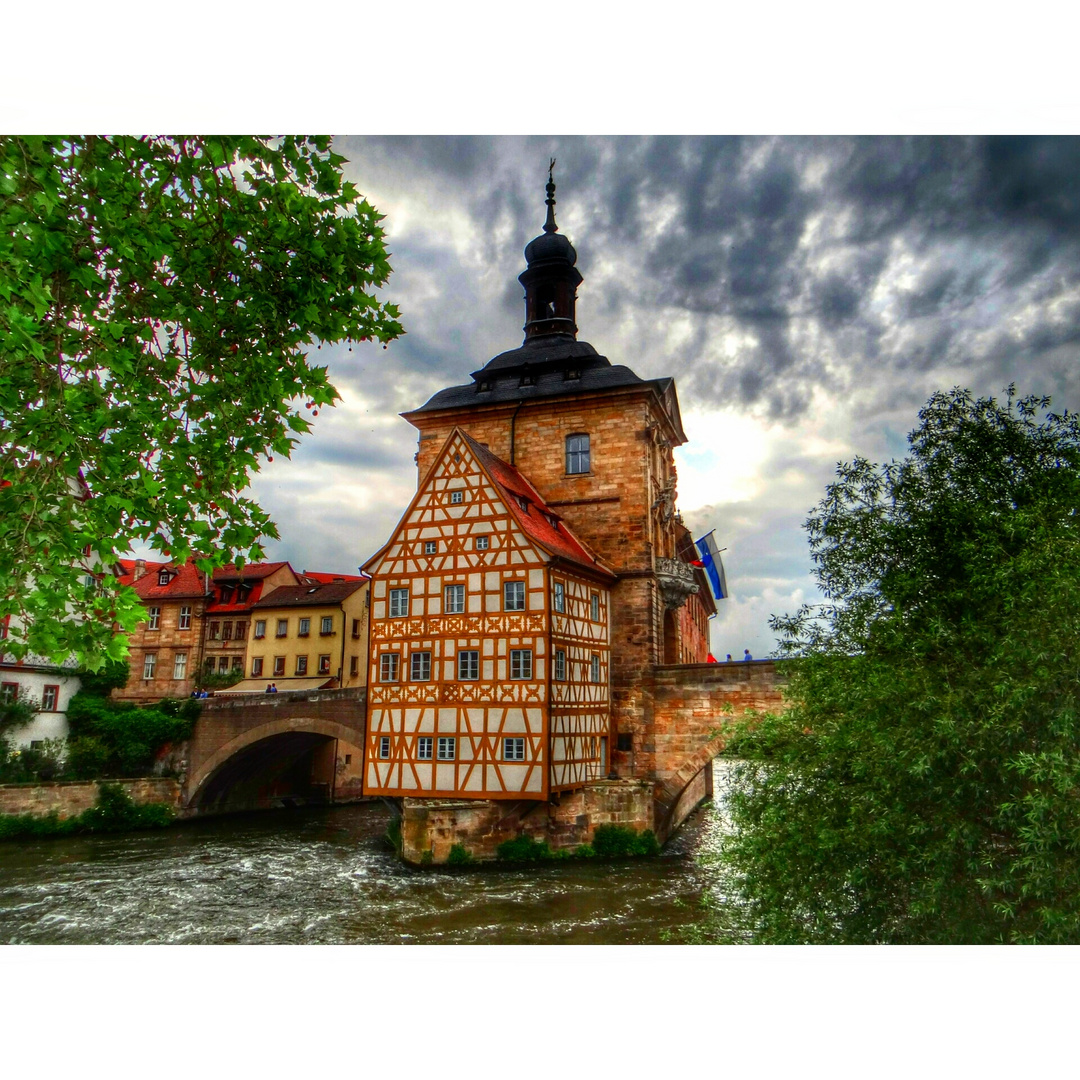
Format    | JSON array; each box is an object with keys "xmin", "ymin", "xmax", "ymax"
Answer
[
  {"xmin": 0, "ymin": 136, "xmax": 402, "ymax": 668},
  {"xmin": 717, "ymin": 387, "xmax": 1080, "ymax": 944}
]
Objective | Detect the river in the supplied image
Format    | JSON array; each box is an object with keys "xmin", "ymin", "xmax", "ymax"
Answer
[{"xmin": 0, "ymin": 799, "xmax": 728, "ymax": 945}]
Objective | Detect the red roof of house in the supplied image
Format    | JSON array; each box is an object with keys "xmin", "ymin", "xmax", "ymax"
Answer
[
  {"xmin": 118, "ymin": 558, "xmax": 210, "ymax": 600},
  {"xmin": 213, "ymin": 561, "xmax": 291, "ymax": 581},
  {"xmin": 459, "ymin": 431, "xmax": 615, "ymax": 580},
  {"xmin": 301, "ymin": 571, "xmax": 365, "ymax": 584}
]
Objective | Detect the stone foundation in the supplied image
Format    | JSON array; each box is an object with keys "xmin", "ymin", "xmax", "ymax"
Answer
[
  {"xmin": 400, "ymin": 778, "xmax": 655, "ymax": 864},
  {"xmin": 0, "ymin": 777, "xmax": 182, "ymax": 819}
]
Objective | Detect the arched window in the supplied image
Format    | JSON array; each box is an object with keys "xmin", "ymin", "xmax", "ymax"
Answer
[{"xmin": 566, "ymin": 433, "xmax": 590, "ymax": 474}]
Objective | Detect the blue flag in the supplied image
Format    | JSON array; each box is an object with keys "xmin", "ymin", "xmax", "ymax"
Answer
[{"xmin": 695, "ymin": 531, "xmax": 728, "ymax": 601}]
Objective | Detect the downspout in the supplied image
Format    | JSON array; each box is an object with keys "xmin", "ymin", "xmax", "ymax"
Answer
[
  {"xmin": 509, "ymin": 401, "xmax": 524, "ymax": 466},
  {"xmin": 338, "ymin": 599, "xmax": 347, "ymax": 687}
]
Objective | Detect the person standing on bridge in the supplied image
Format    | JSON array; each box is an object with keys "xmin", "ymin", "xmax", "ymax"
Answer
[{"xmin": 744, "ymin": 649, "xmax": 753, "ymax": 661}]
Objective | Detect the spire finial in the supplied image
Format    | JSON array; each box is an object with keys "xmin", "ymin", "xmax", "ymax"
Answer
[{"xmin": 543, "ymin": 157, "xmax": 558, "ymax": 234}]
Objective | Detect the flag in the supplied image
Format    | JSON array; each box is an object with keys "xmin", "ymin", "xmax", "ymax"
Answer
[{"xmin": 695, "ymin": 530, "xmax": 728, "ymax": 601}]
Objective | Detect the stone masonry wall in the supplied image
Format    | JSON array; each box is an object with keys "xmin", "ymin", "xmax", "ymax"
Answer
[
  {"xmin": 0, "ymin": 777, "xmax": 182, "ymax": 819},
  {"xmin": 400, "ymin": 779, "xmax": 654, "ymax": 864}
]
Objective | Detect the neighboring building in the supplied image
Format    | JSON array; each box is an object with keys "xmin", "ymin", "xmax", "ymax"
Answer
[
  {"xmin": 384, "ymin": 174, "xmax": 712, "ymax": 789},
  {"xmin": 114, "ymin": 558, "xmax": 211, "ymax": 703},
  {"xmin": 363, "ymin": 429, "xmax": 614, "ymax": 799},
  {"xmin": 0, "ymin": 613, "xmax": 81, "ymax": 748},
  {"xmin": 201, "ymin": 562, "xmax": 300, "ymax": 680},
  {"xmin": 241, "ymin": 577, "xmax": 369, "ymax": 692}
]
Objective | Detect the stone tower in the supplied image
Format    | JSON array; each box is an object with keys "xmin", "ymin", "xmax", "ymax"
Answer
[{"xmin": 401, "ymin": 168, "xmax": 713, "ymax": 775}]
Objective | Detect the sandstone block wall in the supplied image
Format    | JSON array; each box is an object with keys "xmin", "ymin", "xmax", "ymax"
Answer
[
  {"xmin": 0, "ymin": 777, "xmax": 182, "ymax": 819},
  {"xmin": 400, "ymin": 779, "xmax": 654, "ymax": 864}
]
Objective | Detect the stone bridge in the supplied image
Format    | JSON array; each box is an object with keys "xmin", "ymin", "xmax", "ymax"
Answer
[
  {"xmin": 635, "ymin": 660, "xmax": 787, "ymax": 841},
  {"xmin": 182, "ymin": 686, "xmax": 367, "ymax": 815}
]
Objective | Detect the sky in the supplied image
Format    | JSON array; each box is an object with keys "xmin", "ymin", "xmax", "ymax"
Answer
[{"xmin": 243, "ymin": 136, "xmax": 1080, "ymax": 658}]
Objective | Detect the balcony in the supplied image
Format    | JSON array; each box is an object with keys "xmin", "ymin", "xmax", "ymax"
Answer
[{"xmin": 655, "ymin": 557, "xmax": 699, "ymax": 611}]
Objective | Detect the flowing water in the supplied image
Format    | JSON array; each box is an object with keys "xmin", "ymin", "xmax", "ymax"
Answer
[{"xmin": 0, "ymin": 799, "xmax": 728, "ymax": 945}]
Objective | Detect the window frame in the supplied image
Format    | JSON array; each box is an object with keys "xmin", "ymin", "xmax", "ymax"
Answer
[
  {"xmin": 417, "ymin": 736, "xmax": 433, "ymax": 760},
  {"xmin": 1, "ymin": 682, "xmax": 18, "ymax": 703},
  {"xmin": 552, "ymin": 581, "xmax": 565, "ymax": 613},
  {"xmin": 591, "ymin": 654, "xmax": 601, "ymax": 683},
  {"xmin": 504, "ymin": 580, "xmax": 525, "ymax": 612},
  {"xmin": 254, "ymin": 619, "xmax": 266, "ymax": 639},
  {"xmin": 445, "ymin": 584, "xmax": 465, "ymax": 614},
  {"xmin": 252, "ymin": 657, "xmax": 264, "ymax": 677},
  {"xmin": 379, "ymin": 736, "xmax": 391, "ymax": 759},
  {"xmin": 591, "ymin": 592, "xmax": 600, "ymax": 622},
  {"xmin": 424, "ymin": 540, "xmax": 437, "ymax": 555},
  {"xmin": 295, "ymin": 655, "xmax": 308, "ymax": 676},
  {"xmin": 173, "ymin": 653, "xmax": 188, "ymax": 680},
  {"xmin": 178, "ymin": 606, "xmax": 192, "ymax": 631},
  {"xmin": 276, "ymin": 619, "xmax": 288, "ymax": 638},
  {"xmin": 389, "ymin": 588, "xmax": 409, "ymax": 618},
  {"xmin": 42, "ymin": 684, "xmax": 59, "ymax": 712},
  {"xmin": 147, "ymin": 606, "xmax": 161, "ymax": 631},
  {"xmin": 510, "ymin": 649, "xmax": 532, "ymax": 680},
  {"xmin": 273, "ymin": 656, "xmax": 286, "ymax": 677},
  {"xmin": 554, "ymin": 649, "xmax": 566, "ymax": 681},
  {"xmin": 503, "ymin": 737, "xmax": 525, "ymax": 762},
  {"xmin": 320, "ymin": 616, "xmax": 334, "ymax": 635},
  {"xmin": 450, "ymin": 490, "xmax": 463, "ymax": 505},
  {"xmin": 457, "ymin": 650, "xmax": 479, "ymax": 681},
  {"xmin": 142, "ymin": 653, "xmax": 157, "ymax": 680},
  {"xmin": 379, "ymin": 653, "xmax": 400, "ymax": 683},
  {"xmin": 475, "ymin": 536, "xmax": 489, "ymax": 551},
  {"xmin": 318, "ymin": 654, "xmax": 331, "ymax": 675},
  {"xmin": 437, "ymin": 737, "xmax": 456, "ymax": 761},
  {"xmin": 298, "ymin": 617, "xmax": 311, "ymax": 637},
  {"xmin": 566, "ymin": 433, "xmax": 590, "ymax": 475},
  {"xmin": 410, "ymin": 651, "xmax": 431, "ymax": 681}
]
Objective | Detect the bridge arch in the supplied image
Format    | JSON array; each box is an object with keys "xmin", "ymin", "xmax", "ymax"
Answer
[{"xmin": 185, "ymin": 717, "xmax": 365, "ymax": 811}]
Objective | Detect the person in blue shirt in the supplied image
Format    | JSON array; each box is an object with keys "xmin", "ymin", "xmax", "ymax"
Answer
[{"xmin": 743, "ymin": 649, "xmax": 753, "ymax": 661}]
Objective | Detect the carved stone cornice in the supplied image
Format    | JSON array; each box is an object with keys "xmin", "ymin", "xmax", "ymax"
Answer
[{"xmin": 655, "ymin": 557, "xmax": 698, "ymax": 610}]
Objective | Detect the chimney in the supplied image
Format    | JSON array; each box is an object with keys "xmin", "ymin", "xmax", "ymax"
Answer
[{"xmin": 134, "ymin": 559, "xmax": 147, "ymax": 580}]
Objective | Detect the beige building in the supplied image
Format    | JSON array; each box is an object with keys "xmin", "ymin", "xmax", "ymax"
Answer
[{"xmin": 244, "ymin": 579, "xmax": 369, "ymax": 691}]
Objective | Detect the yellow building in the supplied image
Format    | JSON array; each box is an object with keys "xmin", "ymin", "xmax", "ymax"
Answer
[{"xmin": 244, "ymin": 578, "xmax": 369, "ymax": 691}]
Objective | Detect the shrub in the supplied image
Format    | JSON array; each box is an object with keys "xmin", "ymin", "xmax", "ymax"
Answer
[
  {"xmin": 496, "ymin": 834, "xmax": 553, "ymax": 862},
  {"xmin": 447, "ymin": 843, "xmax": 473, "ymax": 865},
  {"xmin": 592, "ymin": 824, "xmax": 660, "ymax": 857},
  {"xmin": 0, "ymin": 783, "xmax": 173, "ymax": 841}
]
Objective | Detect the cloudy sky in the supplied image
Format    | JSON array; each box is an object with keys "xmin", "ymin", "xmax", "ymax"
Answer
[{"xmin": 244, "ymin": 136, "xmax": 1080, "ymax": 658}]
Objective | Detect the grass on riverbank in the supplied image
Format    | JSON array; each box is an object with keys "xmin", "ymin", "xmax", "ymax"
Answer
[{"xmin": 0, "ymin": 783, "xmax": 174, "ymax": 841}]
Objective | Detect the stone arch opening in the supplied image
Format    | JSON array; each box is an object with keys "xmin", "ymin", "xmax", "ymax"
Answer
[
  {"xmin": 186, "ymin": 718, "xmax": 366, "ymax": 815},
  {"xmin": 662, "ymin": 607, "xmax": 678, "ymax": 665}
]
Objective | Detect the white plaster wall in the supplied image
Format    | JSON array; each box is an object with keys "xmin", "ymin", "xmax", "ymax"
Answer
[{"xmin": 0, "ymin": 669, "xmax": 80, "ymax": 746}]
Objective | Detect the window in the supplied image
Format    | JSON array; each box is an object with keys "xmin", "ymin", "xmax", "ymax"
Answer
[
  {"xmin": 450, "ymin": 490, "xmax": 463, "ymax": 504},
  {"xmin": 352, "ymin": 619, "xmax": 361, "ymax": 639},
  {"xmin": 504, "ymin": 581, "xmax": 525, "ymax": 611},
  {"xmin": 503, "ymin": 737, "xmax": 525, "ymax": 761},
  {"xmin": 555, "ymin": 650, "xmax": 566, "ymax": 681},
  {"xmin": 143, "ymin": 654, "xmax": 157, "ymax": 680},
  {"xmin": 318, "ymin": 655, "xmax": 331, "ymax": 675},
  {"xmin": 591, "ymin": 593, "xmax": 600, "ymax": 621},
  {"xmin": 218, "ymin": 657, "xmax": 231, "ymax": 672},
  {"xmin": 553, "ymin": 582, "xmax": 565, "ymax": 613},
  {"xmin": 1, "ymin": 682, "xmax": 18, "ymax": 703},
  {"xmin": 235, "ymin": 621, "xmax": 247, "ymax": 640},
  {"xmin": 276, "ymin": 619, "xmax": 288, "ymax": 637},
  {"xmin": 252, "ymin": 657, "xmax": 264, "ymax": 677},
  {"xmin": 157, "ymin": 569, "xmax": 170, "ymax": 586},
  {"xmin": 179, "ymin": 606, "xmax": 192, "ymax": 630},
  {"xmin": 208, "ymin": 621, "xmax": 221, "ymax": 640},
  {"xmin": 424, "ymin": 540, "xmax": 437, "ymax": 555},
  {"xmin": 445, "ymin": 584, "xmax": 465, "ymax": 614},
  {"xmin": 380, "ymin": 653, "xmax": 399, "ymax": 682},
  {"xmin": 417, "ymin": 736, "xmax": 433, "ymax": 760},
  {"xmin": 458, "ymin": 651, "xmax": 479, "ymax": 680},
  {"xmin": 591, "ymin": 654, "xmax": 601, "ymax": 683},
  {"xmin": 222, "ymin": 621, "xmax": 233, "ymax": 641},
  {"xmin": 295, "ymin": 655, "xmax": 308, "ymax": 675},
  {"xmin": 173, "ymin": 653, "xmax": 188, "ymax": 680},
  {"xmin": 350, "ymin": 656, "xmax": 359, "ymax": 677},
  {"xmin": 231, "ymin": 656, "xmax": 243, "ymax": 671},
  {"xmin": 298, "ymin": 617, "xmax": 310, "ymax": 637},
  {"xmin": 42, "ymin": 685, "xmax": 59, "ymax": 711},
  {"xmin": 344, "ymin": 754, "xmax": 352, "ymax": 765},
  {"xmin": 321, "ymin": 616, "xmax": 334, "ymax": 635},
  {"xmin": 379, "ymin": 736, "xmax": 391, "ymax": 759},
  {"xmin": 273, "ymin": 656, "xmax": 285, "ymax": 676},
  {"xmin": 254, "ymin": 620, "xmax": 266, "ymax": 639},
  {"xmin": 389, "ymin": 588, "xmax": 409, "ymax": 618},
  {"xmin": 437, "ymin": 737, "xmax": 455, "ymax": 760},
  {"xmin": 566, "ymin": 433, "xmax": 590, "ymax": 474},
  {"xmin": 475, "ymin": 536, "xmax": 489, "ymax": 550},
  {"xmin": 204, "ymin": 657, "xmax": 215, "ymax": 672},
  {"xmin": 410, "ymin": 652, "xmax": 431, "ymax": 681},
  {"xmin": 510, "ymin": 649, "xmax": 532, "ymax": 679},
  {"xmin": 148, "ymin": 606, "xmax": 161, "ymax": 630}
]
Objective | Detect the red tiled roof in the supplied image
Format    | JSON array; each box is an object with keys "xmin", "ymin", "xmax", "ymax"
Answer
[
  {"xmin": 458, "ymin": 431, "xmax": 615, "ymax": 580},
  {"xmin": 252, "ymin": 580, "xmax": 366, "ymax": 609},
  {"xmin": 213, "ymin": 561, "xmax": 290, "ymax": 581},
  {"xmin": 301, "ymin": 571, "xmax": 365, "ymax": 584},
  {"xmin": 123, "ymin": 558, "xmax": 211, "ymax": 600}
]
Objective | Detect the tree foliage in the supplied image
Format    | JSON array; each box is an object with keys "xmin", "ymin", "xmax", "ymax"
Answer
[
  {"xmin": 718, "ymin": 387, "xmax": 1080, "ymax": 943},
  {"xmin": 0, "ymin": 136, "xmax": 403, "ymax": 667}
]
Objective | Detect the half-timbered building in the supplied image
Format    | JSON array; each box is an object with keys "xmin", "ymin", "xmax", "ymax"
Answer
[{"xmin": 362, "ymin": 429, "xmax": 615, "ymax": 800}]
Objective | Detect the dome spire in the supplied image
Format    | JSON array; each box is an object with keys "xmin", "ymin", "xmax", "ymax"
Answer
[{"xmin": 543, "ymin": 157, "xmax": 558, "ymax": 234}]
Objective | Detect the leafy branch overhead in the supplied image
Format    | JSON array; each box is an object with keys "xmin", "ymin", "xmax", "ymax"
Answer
[{"xmin": 0, "ymin": 136, "xmax": 403, "ymax": 666}]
